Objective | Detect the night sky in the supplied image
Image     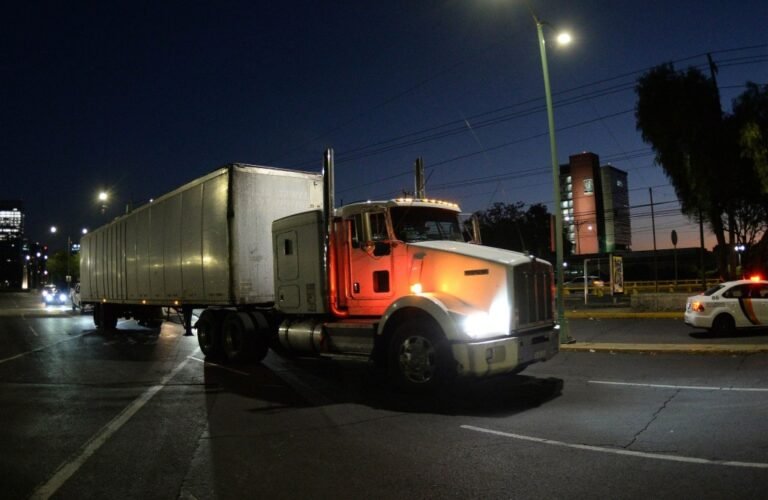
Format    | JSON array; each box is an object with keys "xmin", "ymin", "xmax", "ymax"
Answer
[{"xmin": 3, "ymin": 1, "xmax": 766, "ymax": 254}]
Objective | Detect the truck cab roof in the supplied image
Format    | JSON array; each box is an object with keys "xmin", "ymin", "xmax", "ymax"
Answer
[{"xmin": 336, "ymin": 198, "xmax": 460, "ymax": 217}]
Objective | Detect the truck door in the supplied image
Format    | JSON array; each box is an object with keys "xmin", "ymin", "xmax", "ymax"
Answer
[{"xmin": 346, "ymin": 210, "xmax": 394, "ymax": 315}]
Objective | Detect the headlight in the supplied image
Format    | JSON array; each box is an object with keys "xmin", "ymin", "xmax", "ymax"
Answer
[
  {"xmin": 44, "ymin": 294, "xmax": 54, "ymax": 302},
  {"xmin": 59, "ymin": 293, "xmax": 68, "ymax": 302},
  {"xmin": 463, "ymin": 297, "xmax": 511, "ymax": 339}
]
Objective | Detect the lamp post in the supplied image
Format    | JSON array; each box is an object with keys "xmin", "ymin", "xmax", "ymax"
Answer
[
  {"xmin": 50, "ymin": 226, "xmax": 87, "ymax": 293},
  {"xmin": 529, "ymin": 8, "xmax": 572, "ymax": 343},
  {"xmin": 98, "ymin": 191, "xmax": 109, "ymax": 215}
]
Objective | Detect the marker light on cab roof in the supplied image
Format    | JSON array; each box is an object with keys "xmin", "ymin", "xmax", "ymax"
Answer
[{"xmin": 749, "ymin": 275, "xmax": 762, "ymax": 282}]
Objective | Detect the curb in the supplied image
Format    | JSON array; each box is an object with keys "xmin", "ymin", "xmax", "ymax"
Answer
[
  {"xmin": 565, "ymin": 311, "xmax": 683, "ymax": 320},
  {"xmin": 560, "ymin": 342, "xmax": 768, "ymax": 355}
]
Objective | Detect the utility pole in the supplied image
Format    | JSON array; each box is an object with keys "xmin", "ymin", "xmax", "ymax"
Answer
[{"xmin": 650, "ymin": 188, "xmax": 658, "ymax": 293}]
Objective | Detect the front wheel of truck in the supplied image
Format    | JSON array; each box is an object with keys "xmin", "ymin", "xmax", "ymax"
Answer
[{"xmin": 389, "ymin": 318, "xmax": 453, "ymax": 392}]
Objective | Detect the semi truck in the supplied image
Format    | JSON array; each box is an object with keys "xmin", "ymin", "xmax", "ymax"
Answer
[{"xmin": 79, "ymin": 150, "xmax": 558, "ymax": 390}]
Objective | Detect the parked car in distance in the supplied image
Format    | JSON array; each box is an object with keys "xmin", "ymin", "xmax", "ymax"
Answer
[
  {"xmin": 42, "ymin": 284, "xmax": 68, "ymax": 306},
  {"xmin": 565, "ymin": 275, "xmax": 605, "ymax": 287},
  {"xmin": 684, "ymin": 278, "xmax": 768, "ymax": 334}
]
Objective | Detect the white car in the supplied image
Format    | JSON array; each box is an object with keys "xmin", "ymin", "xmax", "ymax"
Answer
[{"xmin": 684, "ymin": 278, "xmax": 768, "ymax": 334}]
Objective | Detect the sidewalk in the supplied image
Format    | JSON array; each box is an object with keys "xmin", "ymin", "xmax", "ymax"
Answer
[{"xmin": 560, "ymin": 299, "xmax": 768, "ymax": 355}]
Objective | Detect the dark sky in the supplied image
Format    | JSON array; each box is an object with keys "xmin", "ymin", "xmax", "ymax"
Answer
[{"xmin": 2, "ymin": 1, "xmax": 766, "ymax": 253}]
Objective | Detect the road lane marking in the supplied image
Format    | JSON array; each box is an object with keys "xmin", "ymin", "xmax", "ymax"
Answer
[
  {"xmin": 461, "ymin": 425, "xmax": 768, "ymax": 469},
  {"xmin": 589, "ymin": 380, "xmax": 768, "ymax": 392},
  {"xmin": 30, "ymin": 350, "xmax": 198, "ymax": 499},
  {"xmin": 29, "ymin": 326, "xmax": 39, "ymax": 337},
  {"xmin": 188, "ymin": 355, "xmax": 250, "ymax": 376},
  {"xmin": 0, "ymin": 334, "xmax": 85, "ymax": 365}
]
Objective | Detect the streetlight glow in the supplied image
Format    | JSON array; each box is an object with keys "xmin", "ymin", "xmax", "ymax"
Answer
[
  {"xmin": 98, "ymin": 192, "xmax": 108, "ymax": 202},
  {"xmin": 556, "ymin": 32, "xmax": 572, "ymax": 46},
  {"xmin": 50, "ymin": 226, "xmax": 57, "ymax": 234}
]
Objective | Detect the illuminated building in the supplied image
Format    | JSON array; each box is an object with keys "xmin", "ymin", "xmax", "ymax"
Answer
[
  {"xmin": 0, "ymin": 200, "xmax": 24, "ymax": 288},
  {"xmin": 559, "ymin": 152, "xmax": 631, "ymax": 255}
]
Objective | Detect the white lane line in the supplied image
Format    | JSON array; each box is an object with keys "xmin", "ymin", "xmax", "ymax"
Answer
[
  {"xmin": 461, "ymin": 425, "xmax": 768, "ymax": 469},
  {"xmin": 188, "ymin": 356, "xmax": 250, "ymax": 376},
  {"xmin": 29, "ymin": 326, "xmax": 39, "ymax": 337},
  {"xmin": 0, "ymin": 334, "xmax": 85, "ymax": 365},
  {"xmin": 589, "ymin": 380, "xmax": 768, "ymax": 392},
  {"xmin": 30, "ymin": 351, "xmax": 197, "ymax": 499}
]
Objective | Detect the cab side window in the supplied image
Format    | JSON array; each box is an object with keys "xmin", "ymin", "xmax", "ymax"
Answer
[
  {"xmin": 751, "ymin": 285, "xmax": 768, "ymax": 299},
  {"xmin": 370, "ymin": 212, "xmax": 388, "ymax": 241}
]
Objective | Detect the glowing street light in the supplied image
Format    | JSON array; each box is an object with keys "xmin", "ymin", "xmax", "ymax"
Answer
[{"xmin": 98, "ymin": 191, "xmax": 109, "ymax": 214}]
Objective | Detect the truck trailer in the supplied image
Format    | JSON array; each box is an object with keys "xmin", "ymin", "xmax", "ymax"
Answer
[{"xmin": 79, "ymin": 150, "xmax": 558, "ymax": 390}]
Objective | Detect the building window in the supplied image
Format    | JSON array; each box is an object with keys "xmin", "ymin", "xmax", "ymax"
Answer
[{"xmin": 583, "ymin": 178, "xmax": 594, "ymax": 195}]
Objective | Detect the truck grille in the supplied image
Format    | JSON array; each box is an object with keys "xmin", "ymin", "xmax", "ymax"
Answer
[{"xmin": 513, "ymin": 262, "xmax": 554, "ymax": 330}]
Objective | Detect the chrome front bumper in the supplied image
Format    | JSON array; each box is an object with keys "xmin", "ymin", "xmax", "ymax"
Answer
[{"xmin": 451, "ymin": 328, "xmax": 559, "ymax": 378}]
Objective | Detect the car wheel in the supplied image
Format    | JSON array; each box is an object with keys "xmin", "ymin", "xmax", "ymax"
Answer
[{"xmin": 711, "ymin": 314, "xmax": 735, "ymax": 335}]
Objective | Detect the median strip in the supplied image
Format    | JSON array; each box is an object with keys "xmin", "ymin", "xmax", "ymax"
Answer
[{"xmin": 561, "ymin": 342, "xmax": 768, "ymax": 355}]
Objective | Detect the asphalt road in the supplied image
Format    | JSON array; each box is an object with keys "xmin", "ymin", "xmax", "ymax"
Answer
[{"xmin": 2, "ymin": 291, "xmax": 767, "ymax": 499}]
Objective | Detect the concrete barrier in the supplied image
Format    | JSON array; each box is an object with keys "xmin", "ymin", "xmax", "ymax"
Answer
[{"xmin": 630, "ymin": 293, "xmax": 692, "ymax": 312}]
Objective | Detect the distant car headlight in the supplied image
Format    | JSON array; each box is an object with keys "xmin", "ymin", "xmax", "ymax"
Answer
[
  {"xmin": 44, "ymin": 294, "xmax": 54, "ymax": 302},
  {"xmin": 59, "ymin": 293, "xmax": 68, "ymax": 303}
]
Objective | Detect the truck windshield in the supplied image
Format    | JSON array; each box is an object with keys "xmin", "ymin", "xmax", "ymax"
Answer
[{"xmin": 390, "ymin": 206, "xmax": 463, "ymax": 243}]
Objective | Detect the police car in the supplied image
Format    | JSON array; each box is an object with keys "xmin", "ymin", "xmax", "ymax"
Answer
[{"xmin": 684, "ymin": 278, "xmax": 768, "ymax": 334}]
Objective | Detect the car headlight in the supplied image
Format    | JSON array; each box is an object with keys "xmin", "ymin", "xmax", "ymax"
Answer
[
  {"xmin": 59, "ymin": 293, "xmax": 68, "ymax": 302},
  {"xmin": 45, "ymin": 294, "xmax": 54, "ymax": 302}
]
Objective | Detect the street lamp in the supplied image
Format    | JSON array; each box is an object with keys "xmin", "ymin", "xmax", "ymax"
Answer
[
  {"xmin": 50, "ymin": 226, "xmax": 86, "ymax": 293},
  {"xmin": 529, "ymin": 7, "xmax": 573, "ymax": 343},
  {"xmin": 735, "ymin": 244, "xmax": 746, "ymax": 276},
  {"xmin": 98, "ymin": 191, "xmax": 109, "ymax": 214}
]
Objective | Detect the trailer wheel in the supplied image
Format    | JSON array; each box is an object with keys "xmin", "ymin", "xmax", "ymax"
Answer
[
  {"xmin": 196, "ymin": 310, "xmax": 223, "ymax": 358},
  {"xmin": 93, "ymin": 303, "xmax": 102, "ymax": 328},
  {"xmin": 246, "ymin": 311, "xmax": 271, "ymax": 362},
  {"xmin": 101, "ymin": 304, "xmax": 118, "ymax": 331},
  {"xmin": 222, "ymin": 312, "xmax": 258, "ymax": 363},
  {"xmin": 389, "ymin": 318, "xmax": 453, "ymax": 392}
]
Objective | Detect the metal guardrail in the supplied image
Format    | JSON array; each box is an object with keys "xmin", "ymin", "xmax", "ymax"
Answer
[{"xmin": 563, "ymin": 279, "xmax": 719, "ymax": 296}]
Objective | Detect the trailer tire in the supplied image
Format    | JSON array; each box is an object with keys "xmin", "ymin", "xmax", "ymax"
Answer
[
  {"xmin": 101, "ymin": 304, "xmax": 118, "ymax": 331},
  {"xmin": 246, "ymin": 311, "xmax": 270, "ymax": 362},
  {"xmin": 389, "ymin": 318, "xmax": 453, "ymax": 392},
  {"xmin": 222, "ymin": 312, "xmax": 257, "ymax": 363},
  {"xmin": 196, "ymin": 310, "xmax": 223, "ymax": 358},
  {"xmin": 93, "ymin": 303, "xmax": 102, "ymax": 328}
]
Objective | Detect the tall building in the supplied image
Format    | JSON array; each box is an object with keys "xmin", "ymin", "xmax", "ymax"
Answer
[
  {"xmin": 0, "ymin": 200, "xmax": 25, "ymax": 288},
  {"xmin": 560, "ymin": 152, "xmax": 631, "ymax": 255}
]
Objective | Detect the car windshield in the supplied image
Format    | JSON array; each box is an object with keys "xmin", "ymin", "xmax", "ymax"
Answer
[
  {"xmin": 390, "ymin": 206, "xmax": 463, "ymax": 243},
  {"xmin": 703, "ymin": 284, "xmax": 726, "ymax": 296}
]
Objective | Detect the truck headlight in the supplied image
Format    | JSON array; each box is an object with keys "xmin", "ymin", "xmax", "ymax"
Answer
[{"xmin": 463, "ymin": 298, "xmax": 510, "ymax": 339}]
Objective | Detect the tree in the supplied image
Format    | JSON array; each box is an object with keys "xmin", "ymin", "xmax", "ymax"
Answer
[
  {"xmin": 635, "ymin": 65, "xmax": 768, "ymax": 279},
  {"xmin": 46, "ymin": 251, "xmax": 79, "ymax": 288},
  {"xmin": 472, "ymin": 202, "xmax": 555, "ymax": 259}
]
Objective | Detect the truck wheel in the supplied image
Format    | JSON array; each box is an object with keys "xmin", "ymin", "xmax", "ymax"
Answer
[
  {"xmin": 196, "ymin": 310, "xmax": 223, "ymax": 358},
  {"xmin": 246, "ymin": 312, "xmax": 271, "ymax": 362},
  {"xmin": 222, "ymin": 312, "xmax": 257, "ymax": 363},
  {"xmin": 389, "ymin": 318, "xmax": 452, "ymax": 392},
  {"xmin": 93, "ymin": 303, "xmax": 102, "ymax": 328},
  {"xmin": 101, "ymin": 305, "xmax": 118, "ymax": 331}
]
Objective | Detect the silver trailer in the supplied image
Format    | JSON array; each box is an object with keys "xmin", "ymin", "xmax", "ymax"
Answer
[{"xmin": 79, "ymin": 164, "xmax": 323, "ymax": 328}]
